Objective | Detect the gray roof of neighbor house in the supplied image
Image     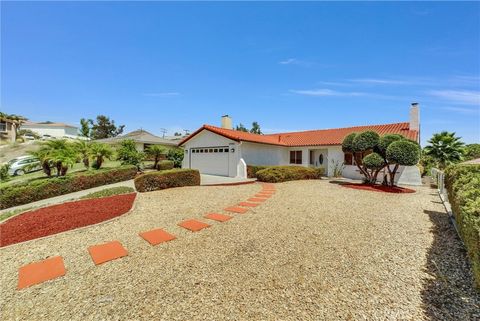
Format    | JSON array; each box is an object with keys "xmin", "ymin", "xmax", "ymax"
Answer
[{"xmin": 96, "ymin": 129, "xmax": 180, "ymax": 146}]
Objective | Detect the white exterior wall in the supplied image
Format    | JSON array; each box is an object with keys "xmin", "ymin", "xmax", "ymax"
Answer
[
  {"xmin": 21, "ymin": 125, "xmax": 79, "ymax": 138},
  {"xmin": 240, "ymin": 142, "xmax": 289, "ymax": 165}
]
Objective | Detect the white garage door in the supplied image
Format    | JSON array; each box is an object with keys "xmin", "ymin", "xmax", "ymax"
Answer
[{"xmin": 190, "ymin": 146, "xmax": 230, "ymax": 176}]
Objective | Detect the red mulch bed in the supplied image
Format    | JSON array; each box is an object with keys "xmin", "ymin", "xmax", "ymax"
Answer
[
  {"xmin": 0, "ymin": 193, "xmax": 136, "ymax": 247},
  {"xmin": 341, "ymin": 183, "xmax": 416, "ymax": 194}
]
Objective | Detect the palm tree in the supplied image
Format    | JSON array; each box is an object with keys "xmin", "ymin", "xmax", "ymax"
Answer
[
  {"xmin": 145, "ymin": 145, "xmax": 165, "ymax": 169},
  {"xmin": 41, "ymin": 140, "xmax": 78, "ymax": 176},
  {"xmin": 29, "ymin": 148, "xmax": 53, "ymax": 177},
  {"xmin": 73, "ymin": 140, "xmax": 91, "ymax": 168},
  {"xmin": 50, "ymin": 145, "xmax": 78, "ymax": 176},
  {"xmin": 424, "ymin": 131, "xmax": 465, "ymax": 169},
  {"xmin": 89, "ymin": 143, "xmax": 113, "ymax": 169}
]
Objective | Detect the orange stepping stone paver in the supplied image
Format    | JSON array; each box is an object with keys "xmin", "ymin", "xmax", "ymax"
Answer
[
  {"xmin": 259, "ymin": 191, "xmax": 275, "ymax": 195},
  {"xmin": 17, "ymin": 256, "xmax": 66, "ymax": 290},
  {"xmin": 88, "ymin": 241, "xmax": 128, "ymax": 265},
  {"xmin": 238, "ymin": 202, "xmax": 259, "ymax": 207},
  {"xmin": 224, "ymin": 206, "xmax": 249, "ymax": 214},
  {"xmin": 254, "ymin": 194, "xmax": 271, "ymax": 198},
  {"xmin": 178, "ymin": 219, "xmax": 211, "ymax": 232},
  {"xmin": 139, "ymin": 228, "xmax": 176, "ymax": 246},
  {"xmin": 247, "ymin": 197, "xmax": 267, "ymax": 203},
  {"xmin": 204, "ymin": 213, "xmax": 233, "ymax": 222}
]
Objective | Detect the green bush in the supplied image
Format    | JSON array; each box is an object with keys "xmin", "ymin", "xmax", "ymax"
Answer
[
  {"xmin": 0, "ymin": 164, "xmax": 10, "ymax": 182},
  {"xmin": 134, "ymin": 169, "xmax": 200, "ymax": 192},
  {"xmin": 386, "ymin": 140, "xmax": 420, "ymax": 166},
  {"xmin": 80, "ymin": 186, "xmax": 135, "ymax": 199},
  {"xmin": 166, "ymin": 148, "xmax": 184, "ymax": 168},
  {"xmin": 247, "ymin": 165, "xmax": 269, "ymax": 178},
  {"xmin": 363, "ymin": 152, "xmax": 384, "ymax": 170},
  {"xmin": 444, "ymin": 164, "xmax": 480, "ymax": 288},
  {"xmin": 342, "ymin": 133, "xmax": 357, "ymax": 153},
  {"xmin": 377, "ymin": 134, "xmax": 403, "ymax": 158},
  {"xmin": 352, "ymin": 131, "xmax": 380, "ymax": 153},
  {"xmin": 255, "ymin": 166, "xmax": 324, "ymax": 183},
  {"xmin": 157, "ymin": 160, "xmax": 174, "ymax": 170},
  {"xmin": 0, "ymin": 166, "xmax": 137, "ymax": 209}
]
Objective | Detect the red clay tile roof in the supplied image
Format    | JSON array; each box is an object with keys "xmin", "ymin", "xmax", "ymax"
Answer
[{"xmin": 179, "ymin": 122, "xmax": 418, "ymax": 147}]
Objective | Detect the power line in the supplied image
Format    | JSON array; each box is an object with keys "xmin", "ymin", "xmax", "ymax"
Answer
[{"xmin": 159, "ymin": 128, "xmax": 167, "ymax": 138}]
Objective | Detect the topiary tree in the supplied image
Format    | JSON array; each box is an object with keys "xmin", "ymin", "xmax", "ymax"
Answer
[
  {"xmin": 342, "ymin": 131, "xmax": 421, "ymax": 186},
  {"xmin": 386, "ymin": 140, "xmax": 421, "ymax": 186},
  {"xmin": 348, "ymin": 131, "xmax": 381, "ymax": 183},
  {"xmin": 363, "ymin": 152, "xmax": 385, "ymax": 183}
]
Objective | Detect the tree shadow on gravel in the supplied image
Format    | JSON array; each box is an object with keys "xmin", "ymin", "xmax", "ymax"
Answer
[{"xmin": 421, "ymin": 209, "xmax": 480, "ymax": 321}]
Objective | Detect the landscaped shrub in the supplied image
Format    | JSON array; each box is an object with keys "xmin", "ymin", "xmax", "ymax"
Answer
[
  {"xmin": 157, "ymin": 160, "xmax": 174, "ymax": 171},
  {"xmin": 166, "ymin": 148, "xmax": 184, "ymax": 168},
  {"xmin": 247, "ymin": 165, "xmax": 269, "ymax": 178},
  {"xmin": 444, "ymin": 164, "xmax": 480, "ymax": 288},
  {"xmin": 255, "ymin": 166, "xmax": 324, "ymax": 183},
  {"xmin": 134, "ymin": 169, "xmax": 200, "ymax": 192},
  {"xmin": 0, "ymin": 166, "xmax": 137, "ymax": 209}
]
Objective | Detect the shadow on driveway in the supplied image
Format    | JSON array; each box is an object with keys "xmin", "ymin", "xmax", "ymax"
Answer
[{"xmin": 421, "ymin": 209, "xmax": 480, "ymax": 320}]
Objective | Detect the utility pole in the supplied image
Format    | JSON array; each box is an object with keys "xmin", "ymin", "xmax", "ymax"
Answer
[
  {"xmin": 159, "ymin": 128, "xmax": 167, "ymax": 138},
  {"xmin": 183, "ymin": 129, "xmax": 190, "ymax": 136}
]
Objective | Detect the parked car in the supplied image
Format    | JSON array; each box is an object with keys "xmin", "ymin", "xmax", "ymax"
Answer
[
  {"xmin": 41, "ymin": 134, "xmax": 55, "ymax": 140},
  {"xmin": 22, "ymin": 133, "xmax": 36, "ymax": 141},
  {"xmin": 7, "ymin": 156, "xmax": 41, "ymax": 176}
]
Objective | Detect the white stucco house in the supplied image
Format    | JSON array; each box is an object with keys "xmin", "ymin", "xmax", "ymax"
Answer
[
  {"xmin": 179, "ymin": 103, "xmax": 422, "ymax": 185},
  {"xmin": 21, "ymin": 121, "xmax": 80, "ymax": 139}
]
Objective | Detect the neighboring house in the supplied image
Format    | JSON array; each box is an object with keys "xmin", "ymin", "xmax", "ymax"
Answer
[
  {"xmin": 0, "ymin": 118, "xmax": 17, "ymax": 143},
  {"xmin": 179, "ymin": 103, "xmax": 422, "ymax": 185},
  {"xmin": 21, "ymin": 121, "xmax": 80, "ymax": 139},
  {"xmin": 96, "ymin": 129, "xmax": 179, "ymax": 152}
]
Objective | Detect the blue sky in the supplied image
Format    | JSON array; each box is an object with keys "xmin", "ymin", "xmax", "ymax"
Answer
[{"xmin": 1, "ymin": 1, "xmax": 479, "ymax": 145}]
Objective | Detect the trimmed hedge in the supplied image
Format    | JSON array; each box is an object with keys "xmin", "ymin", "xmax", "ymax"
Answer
[
  {"xmin": 256, "ymin": 166, "xmax": 324, "ymax": 183},
  {"xmin": 247, "ymin": 165, "xmax": 269, "ymax": 178},
  {"xmin": 0, "ymin": 166, "xmax": 138, "ymax": 209},
  {"xmin": 157, "ymin": 160, "xmax": 174, "ymax": 171},
  {"xmin": 445, "ymin": 164, "xmax": 480, "ymax": 288},
  {"xmin": 134, "ymin": 169, "xmax": 200, "ymax": 192}
]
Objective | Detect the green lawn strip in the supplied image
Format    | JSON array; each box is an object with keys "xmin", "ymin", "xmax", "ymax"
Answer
[
  {"xmin": 80, "ymin": 186, "xmax": 135, "ymax": 200},
  {"xmin": 0, "ymin": 207, "xmax": 36, "ymax": 223}
]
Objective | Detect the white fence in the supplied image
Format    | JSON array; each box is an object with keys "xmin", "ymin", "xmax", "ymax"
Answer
[
  {"xmin": 431, "ymin": 167, "xmax": 447, "ymax": 199},
  {"xmin": 431, "ymin": 167, "xmax": 461, "ymax": 238}
]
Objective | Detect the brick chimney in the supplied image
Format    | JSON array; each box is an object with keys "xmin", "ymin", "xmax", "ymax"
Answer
[
  {"xmin": 221, "ymin": 115, "xmax": 233, "ymax": 130},
  {"xmin": 409, "ymin": 103, "xmax": 420, "ymax": 132}
]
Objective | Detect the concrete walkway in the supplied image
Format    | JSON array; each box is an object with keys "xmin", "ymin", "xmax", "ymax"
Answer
[{"xmin": 0, "ymin": 180, "xmax": 136, "ymax": 215}]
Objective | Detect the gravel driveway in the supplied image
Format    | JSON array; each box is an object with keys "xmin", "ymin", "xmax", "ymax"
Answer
[{"xmin": 1, "ymin": 180, "xmax": 478, "ymax": 320}]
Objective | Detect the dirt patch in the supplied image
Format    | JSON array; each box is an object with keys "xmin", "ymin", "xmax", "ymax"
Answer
[{"xmin": 0, "ymin": 193, "xmax": 136, "ymax": 247}]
